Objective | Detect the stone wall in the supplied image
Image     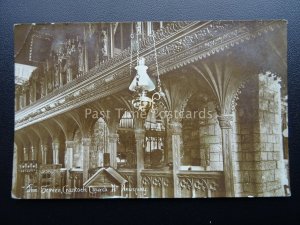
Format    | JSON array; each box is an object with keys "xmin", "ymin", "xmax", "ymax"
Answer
[
  {"xmin": 199, "ymin": 102, "xmax": 223, "ymax": 171},
  {"xmin": 182, "ymin": 101, "xmax": 223, "ymax": 170},
  {"xmin": 233, "ymin": 73, "xmax": 285, "ymax": 197}
]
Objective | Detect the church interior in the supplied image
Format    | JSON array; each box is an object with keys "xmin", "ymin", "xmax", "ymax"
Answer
[{"xmin": 12, "ymin": 21, "xmax": 289, "ymax": 198}]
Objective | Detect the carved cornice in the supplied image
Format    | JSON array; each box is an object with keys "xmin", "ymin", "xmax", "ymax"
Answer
[{"xmin": 15, "ymin": 21, "xmax": 281, "ymax": 131}]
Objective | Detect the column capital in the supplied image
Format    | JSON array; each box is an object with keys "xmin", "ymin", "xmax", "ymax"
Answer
[
  {"xmin": 169, "ymin": 121, "xmax": 182, "ymax": 135},
  {"xmin": 65, "ymin": 140, "xmax": 75, "ymax": 148},
  {"xmin": 52, "ymin": 136, "xmax": 60, "ymax": 143},
  {"xmin": 52, "ymin": 141, "xmax": 60, "ymax": 149},
  {"xmin": 108, "ymin": 133, "xmax": 119, "ymax": 142},
  {"xmin": 40, "ymin": 144, "xmax": 48, "ymax": 152},
  {"xmin": 31, "ymin": 146, "xmax": 36, "ymax": 160},
  {"xmin": 23, "ymin": 147, "xmax": 29, "ymax": 161},
  {"xmin": 134, "ymin": 129, "xmax": 145, "ymax": 140},
  {"xmin": 82, "ymin": 137, "xmax": 91, "ymax": 146},
  {"xmin": 217, "ymin": 115, "xmax": 233, "ymax": 129}
]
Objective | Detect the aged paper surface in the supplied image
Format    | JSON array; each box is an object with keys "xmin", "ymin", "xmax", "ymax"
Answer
[{"xmin": 12, "ymin": 21, "xmax": 289, "ymax": 199}]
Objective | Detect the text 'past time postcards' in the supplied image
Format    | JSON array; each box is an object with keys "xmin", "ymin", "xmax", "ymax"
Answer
[{"xmin": 12, "ymin": 21, "xmax": 290, "ymax": 199}]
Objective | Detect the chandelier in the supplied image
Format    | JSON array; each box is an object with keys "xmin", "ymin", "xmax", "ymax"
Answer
[{"xmin": 129, "ymin": 23, "xmax": 164, "ymax": 112}]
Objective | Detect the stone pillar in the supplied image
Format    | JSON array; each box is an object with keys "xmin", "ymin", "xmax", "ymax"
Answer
[
  {"xmin": 30, "ymin": 146, "xmax": 36, "ymax": 160},
  {"xmin": 135, "ymin": 128, "xmax": 145, "ymax": 198},
  {"xmin": 243, "ymin": 74, "xmax": 285, "ymax": 196},
  {"xmin": 147, "ymin": 22, "xmax": 153, "ymax": 36},
  {"xmin": 65, "ymin": 141, "xmax": 74, "ymax": 169},
  {"xmin": 120, "ymin": 23, "xmax": 124, "ymax": 50},
  {"xmin": 29, "ymin": 85, "xmax": 34, "ymax": 104},
  {"xmin": 169, "ymin": 121, "xmax": 182, "ymax": 198},
  {"xmin": 33, "ymin": 79, "xmax": 37, "ymax": 102},
  {"xmin": 65, "ymin": 140, "xmax": 74, "ymax": 187},
  {"xmin": 166, "ymin": 127, "xmax": 173, "ymax": 164},
  {"xmin": 23, "ymin": 147, "xmax": 29, "ymax": 161},
  {"xmin": 22, "ymin": 146, "xmax": 30, "ymax": 198},
  {"xmin": 40, "ymin": 78, "xmax": 45, "ymax": 98},
  {"xmin": 108, "ymin": 134, "xmax": 118, "ymax": 169},
  {"xmin": 19, "ymin": 94, "xmax": 24, "ymax": 109},
  {"xmin": 82, "ymin": 138, "xmax": 91, "ymax": 182},
  {"xmin": 23, "ymin": 86, "xmax": 28, "ymax": 106},
  {"xmin": 160, "ymin": 21, "xmax": 163, "ymax": 29},
  {"xmin": 40, "ymin": 144, "xmax": 48, "ymax": 164},
  {"xmin": 66, "ymin": 60, "xmax": 72, "ymax": 83},
  {"xmin": 232, "ymin": 74, "xmax": 287, "ymax": 197},
  {"xmin": 59, "ymin": 68, "xmax": 63, "ymax": 87},
  {"xmin": 12, "ymin": 145, "xmax": 23, "ymax": 198},
  {"xmin": 29, "ymin": 79, "xmax": 36, "ymax": 104},
  {"xmin": 84, "ymin": 26, "xmax": 89, "ymax": 72},
  {"xmin": 15, "ymin": 93, "xmax": 20, "ymax": 111},
  {"xmin": 110, "ymin": 23, "xmax": 114, "ymax": 58},
  {"xmin": 52, "ymin": 140, "xmax": 60, "ymax": 164},
  {"xmin": 23, "ymin": 92, "xmax": 27, "ymax": 107},
  {"xmin": 44, "ymin": 73, "xmax": 48, "ymax": 95},
  {"xmin": 218, "ymin": 114, "xmax": 235, "ymax": 197}
]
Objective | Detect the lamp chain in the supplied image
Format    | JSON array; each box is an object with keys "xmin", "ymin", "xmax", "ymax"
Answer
[
  {"xmin": 135, "ymin": 23, "xmax": 141, "ymax": 88},
  {"xmin": 152, "ymin": 32, "xmax": 161, "ymax": 92},
  {"xmin": 129, "ymin": 33, "xmax": 134, "ymax": 78}
]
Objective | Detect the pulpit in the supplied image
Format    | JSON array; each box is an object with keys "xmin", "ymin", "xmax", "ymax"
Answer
[{"xmin": 83, "ymin": 167, "xmax": 127, "ymax": 198}]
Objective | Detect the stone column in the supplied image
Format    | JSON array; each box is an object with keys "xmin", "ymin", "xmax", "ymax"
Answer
[
  {"xmin": 235, "ymin": 74, "xmax": 286, "ymax": 196},
  {"xmin": 29, "ymin": 79, "xmax": 37, "ymax": 104},
  {"xmin": 23, "ymin": 87, "xmax": 28, "ymax": 106},
  {"xmin": 15, "ymin": 93, "xmax": 20, "ymax": 111},
  {"xmin": 169, "ymin": 121, "xmax": 182, "ymax": 198},
  {"xmin": 135, "ymin": 128, "xmax": 145, "ymax": 198},
  {"xmin": 84, "ymin": 26, "xmax": 89, "ymax": 72},
  {"xmin": 166, "ymin": 127, "xmax": 173, "ymax": 164},
  {"xmin": 29, "ymin": 85, "xmax": 34, "ymax": 104},
  {"xmin": 19, "ymin": 94, "xmax": 24, "ymax": 109},
  {"xmin": 40, "ymin": 144, "xmax": 48, "ymax": 164},
  {"xmin": 218, "ymin": 114, "xmax": 235, "ymax": 197},
  {"xmin": 13, "ymin": 145, "xmax": 23, "ymax": 198},
  {"xmin": 23, "ymin": 146, "xmax": 29, "ymax": 198},
  {"xmin": 147, "ymin": 22, "xmax": 153, "ymax": 36},
  {"xmin": 30, "ymin": 146, "xmax": 36, "ymax": 160},
  {"xmin": 59, "ymin": 69, "xmax": 63, "ymax": 88},
  {"xmin": 40, "ymin": 78, "xmax": 45, "ymax": 98},
  {"xmin": 108, "ymin": 134, "xmax": 118, "ymax": 169},
  {"xmin": 110, "ymin": 23, "xmax": 114, "ymax": 58},
  {"xmin": 23, "ymin": 147, "xmax": 29, "ymax": 161},
  {"xmin": 82, "ymin": 138, "xmax": 91, "ymax": 182},
  {"xmin": 120, "ymin": 23, "xmax": 124, "ymax": 50},
  {"xmin": 65, "ymin": 140, "xmax": 74, "ymax": 187},
  {"xmin": 44, "ymin": 73, "xmax": 48, "ymax": 95},
  {"xmin": 160, "ymin": 21, "xmax": 163, "ymax": 29},
  {"xmin": 52, "ymin": 140, "xmax": 60, "ymax": 164}
]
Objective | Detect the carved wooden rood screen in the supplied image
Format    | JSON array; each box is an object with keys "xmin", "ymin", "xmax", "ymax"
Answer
[{"xmin": 13, "ymin": 21, "xmax": 289, "ymax": 198}]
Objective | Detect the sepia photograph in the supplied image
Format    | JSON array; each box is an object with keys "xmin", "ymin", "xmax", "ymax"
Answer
[{"xmin": 12, "ymin": 21, "xmax": 289, "ymax": 199}]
